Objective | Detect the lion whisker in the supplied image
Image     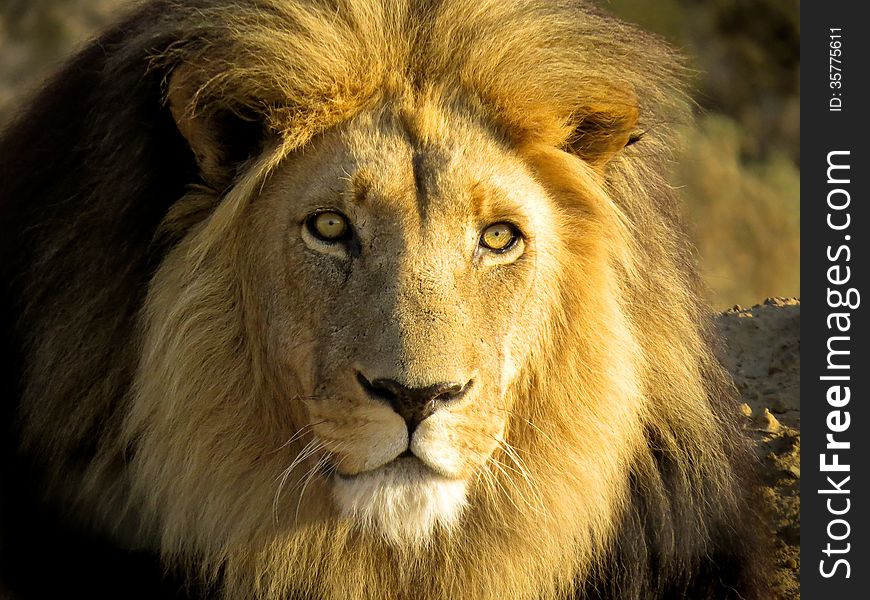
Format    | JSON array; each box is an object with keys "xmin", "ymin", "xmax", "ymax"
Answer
[
  {"xmin": 269, "ymin": 420, "xmax": 327, "ymax": 454},
  {"xmin": 293, "ymin": 449, "xmax": 340, "ymax": 528},
  {"xmin": 496, "ymin": 408, "xmax": 560, "ymax": 448},
  {"xmin": 480, "ymin": 434, "xmax": 545, "ymax": 515},
  {"xmin": 497, "ymin": 440, "xmax": 537, "ymax": 487},
  {"xmin": 273, "ymin": 438, "xmax": 328, "ymax": 526},
  {"xmin": 497, "ymin": 441, "xmax": 545, "ymax": 508},
  {"xmin": 484, "ymin": 455, "xmax": 541, "ymax": 516}
]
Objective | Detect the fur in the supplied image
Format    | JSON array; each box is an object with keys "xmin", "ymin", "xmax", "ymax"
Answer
[{"xmin": 0, "ymin": 1, "xmax": 768, "ymax": 599}]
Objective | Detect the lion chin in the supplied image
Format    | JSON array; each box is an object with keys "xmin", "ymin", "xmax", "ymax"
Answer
[{"xmin": 332, "ymin": 457, "xmax": 468, "ymax": 546}]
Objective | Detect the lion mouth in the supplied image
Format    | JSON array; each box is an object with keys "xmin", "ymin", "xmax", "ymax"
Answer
[{"xmin": 336, "ymin": 453, "xmax": 437, "ymax": 481}]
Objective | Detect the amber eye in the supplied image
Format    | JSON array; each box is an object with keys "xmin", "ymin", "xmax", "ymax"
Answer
[
  {"xmin": 480, "ymin": 223, "xmax": 518, "ymax": 252},
  {"xmin": 307, "ymin": 211, "xmax": 350, "ymax": 242}
]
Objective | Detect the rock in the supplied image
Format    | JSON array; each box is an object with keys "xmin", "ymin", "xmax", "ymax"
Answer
[
  {"xmin": 717, "ymin": 299, "xmax": 800, "ymax": 599},
  {"xmin": 715, "ymin": 299, "xmax": 800, "ymax": 421},
  {"xmin": 755, "ymin": 408, "xmax": 781, "ymax": 433}
]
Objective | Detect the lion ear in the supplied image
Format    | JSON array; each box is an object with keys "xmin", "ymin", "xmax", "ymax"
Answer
[
  {"xmin": 167, "ymin": 66, "xmax": 266, "ymax": 188},
  {"xmin": 565, "ymin": 91, "xmax": 641, "ymax": 170}
]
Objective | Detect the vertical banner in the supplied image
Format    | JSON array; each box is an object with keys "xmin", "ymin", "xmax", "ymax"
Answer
[{"xmin": 801, "ymin": 2, "xmax": 869, "ymax": 597}]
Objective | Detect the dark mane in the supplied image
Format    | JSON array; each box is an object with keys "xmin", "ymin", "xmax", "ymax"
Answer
[{"xmin": 0, "ymin": 9, "xmax": 200, "ymax": 597}]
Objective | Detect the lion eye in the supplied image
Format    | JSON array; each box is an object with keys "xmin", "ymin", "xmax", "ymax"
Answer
[
  {"xmin": 480, "ymin": 223, "xmax": 518, "ymax": 252},
  {"xmin": 307, "ymin": 211, "xmax": 350, "ymax": 242}
]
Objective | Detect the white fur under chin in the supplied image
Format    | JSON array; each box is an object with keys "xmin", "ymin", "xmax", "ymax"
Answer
[{"xmin": 332, "ymin": 458, "xmax": 468, "ymax": 546}]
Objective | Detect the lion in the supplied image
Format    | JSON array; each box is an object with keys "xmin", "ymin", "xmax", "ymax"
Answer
[{"xmin": 0, "ymin": 0, "xmax": 769, "ymax": 598}]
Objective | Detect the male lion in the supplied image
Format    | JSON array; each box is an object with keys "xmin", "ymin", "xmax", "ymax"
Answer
[{"xmin": 0, "ymin": 1, "xmax": 768, "ymax": 598}]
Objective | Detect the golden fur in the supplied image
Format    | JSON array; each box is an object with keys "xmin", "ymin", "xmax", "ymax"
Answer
[{"xmin": 1, "ymin": 1, "xmax": 763, "ymax": 599}]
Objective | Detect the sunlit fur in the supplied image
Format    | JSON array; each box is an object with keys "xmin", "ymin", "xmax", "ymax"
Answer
[{"xmin": 1, "ymin": 1, "xmax": 766, "ymax": 599}]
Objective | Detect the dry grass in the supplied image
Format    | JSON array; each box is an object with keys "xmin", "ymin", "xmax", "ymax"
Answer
[{"xmin": 676, "ymin": 115, "xmax": 800, "ymax": 308}]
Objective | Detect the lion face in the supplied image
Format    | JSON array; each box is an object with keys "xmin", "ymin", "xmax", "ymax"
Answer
[{"xmin": 234, "ymin": 107, "xmax": 557, "ymax": 543}]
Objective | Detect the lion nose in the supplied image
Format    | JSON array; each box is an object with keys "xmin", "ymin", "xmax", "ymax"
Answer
[{"xmin": 356, "ymin": 373, "xmax": 471, "ymax": 434}]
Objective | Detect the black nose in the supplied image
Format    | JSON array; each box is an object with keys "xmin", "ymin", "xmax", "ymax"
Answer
[{"xmin": 357, "ymin": 373, "xmax": 471, "ymax": 434}]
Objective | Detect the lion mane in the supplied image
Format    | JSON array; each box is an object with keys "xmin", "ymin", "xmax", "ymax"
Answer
[{"xmin": 0, "ymin": 1, "xmax": 768, "ymax": 599}]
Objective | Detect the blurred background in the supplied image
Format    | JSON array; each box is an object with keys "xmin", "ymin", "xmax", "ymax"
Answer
[{"xmin": 0, "ymin": 0, "xmax": 799, "ymax": 308}]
